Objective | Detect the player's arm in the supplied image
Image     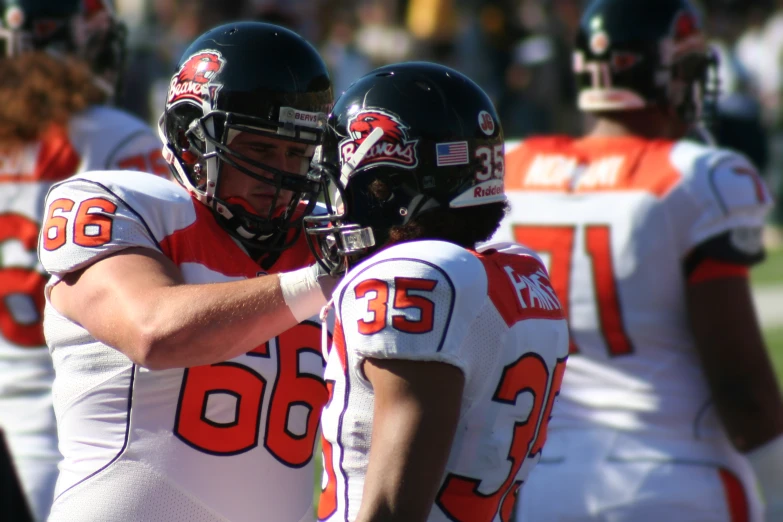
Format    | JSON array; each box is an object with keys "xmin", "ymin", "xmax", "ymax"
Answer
[
  {"xmin": 355, "ymin": 359, "xmax": 464, "ymax": 522},
  {"xmin": 686, "ymin": 258, "xmax": 783, "ymax": 515},
  {"xmin": 49, "ymin": 247, "xmax": 328, "ymax": 370},
  {"xmin": 687, "ymin": 263, "xmax": 783, "ymax": 453},
  {"xmin": 681, "ymin": 154, "xmax": 783, "ymax": 514},
  {"xmin": 41, "ymin": 179, "xmax": 332, "ymax": 370},
  {"xmin": 337, "ymin": 253, "xmax": 481, "ymax": 522}
]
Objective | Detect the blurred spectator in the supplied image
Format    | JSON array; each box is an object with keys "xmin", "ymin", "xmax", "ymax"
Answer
[
  {"xmin": 707, "ymin": 3, "xmax": 770, "ymax": 172},
  {"xmin": 714, "ymin": 94, "xmax": 770, "ymax": 172},
  {"xmin": 321, "ymin": 10, "xmax": 373, "ymax": 95},
  {"xmin": 112, "ymin": 0, "xmax": 783, "ymax": 236},
  {"xmin": 736, "ymin": 5, "xmax": 779, "ymax": 120},
  {"xmin": 354, "ymin": 0, "xmax": 412, "ymax": 66}
]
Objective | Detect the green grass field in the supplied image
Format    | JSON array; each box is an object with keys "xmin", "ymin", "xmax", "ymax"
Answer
[
  {"xmin": 752, "ymin": 247, "xmax": 783, "ymax": 287},
  {"xmin": 765, "ymin": 326, "xmax": 783, "ymax": 384},
  {"xmin": 754, "ymin": 246, "xmax": 783, "ymax": 385}
]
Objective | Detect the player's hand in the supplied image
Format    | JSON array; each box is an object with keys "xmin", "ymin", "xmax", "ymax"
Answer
[{"xmin": 311, "ymin": 261, "xmax": 343, "ymax": 300}]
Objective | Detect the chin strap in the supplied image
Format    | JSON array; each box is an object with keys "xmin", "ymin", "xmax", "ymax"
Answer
[{"xmin": 401, "ymin": 194, "xmax": 442, "ymax": 226}]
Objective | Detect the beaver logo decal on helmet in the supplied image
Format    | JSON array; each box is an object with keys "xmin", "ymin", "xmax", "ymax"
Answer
[
  {"xmin": 339, "ymin": 109, "xmax": 419, "ymax": 170},
  {"xmin": 167, "ymin": 50, "xmax": 225, "ymax": 105}
]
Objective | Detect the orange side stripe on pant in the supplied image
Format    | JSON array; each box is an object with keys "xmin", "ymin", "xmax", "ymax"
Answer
[{"xmin": 719, "ymin": 468, "xmax": 749, "ymax": 522}]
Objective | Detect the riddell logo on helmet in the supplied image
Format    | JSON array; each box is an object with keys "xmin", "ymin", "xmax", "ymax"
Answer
[
  {"xmin": 339, "ymin": 109, "xmax": 419, "ymax": 169},
  {"xmin": 474, "ymin": 182, "xmax": 503, "ymax": 198},
  {"xmin": 168, "ymin": 50, "xmax": 226, "ymax": 104}
]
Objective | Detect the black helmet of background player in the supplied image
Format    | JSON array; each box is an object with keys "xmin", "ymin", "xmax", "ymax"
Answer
[
  {"xmin": 305, "ymin": 61, "xmax": 505, "ymax": 274},
  {"xmin": 160, "ymin": 22, "xmax": 333, "ymax": 252},
  {"xmin": 0, "ymin": 0, "xmax": 126, "ymax": 98},
  {"xmin": 574, "ymin": 0, "xmax": 718, "ymax": 124}
]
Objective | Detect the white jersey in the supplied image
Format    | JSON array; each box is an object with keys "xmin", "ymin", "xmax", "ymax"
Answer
[
  {"xmin": 318, "ymin": 240, "xmax": 569, "ymax": 522},
  {"xmin": 39, "ymin": 171, "xmax": 327, "ymax": 522},
  {"xmin": 0, "ymin": 105, "xmax": 166, "ymax": 520},
  {"xmin": 490, "ymin": 135, "xmax": 772, "ymax": 465}
]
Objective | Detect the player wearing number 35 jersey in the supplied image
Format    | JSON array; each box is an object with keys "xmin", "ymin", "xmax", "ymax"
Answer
[
  {"xmin": 306, "ymin": 62, "xmax": 569, "ymax": 522},
  {"xmin": 490, "ymin": 1, "xmax": 783, "ymax": 521},
  {"xmin": 38, "ymin": 23, "xmax": 338, "ymax": 521}
]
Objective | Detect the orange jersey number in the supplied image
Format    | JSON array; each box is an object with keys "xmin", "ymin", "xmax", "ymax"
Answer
[
  {"xmin": 356, "ymin": 277, "xmax": 438, "ymax": 335},
  {"xmin": 436, "ymin": 355, "xmax": 567, "ymax": 521},
  {"xmin": 514, "ymin": 224, "xmax": 633, "ymax": 357},
  {"xmin": 42, "ymin": 197, "xmax": 117, "ymax": 251},
  {"xmin": 174, "ymin": 321, "xmax": 328, "ymax": 464},
  {"xmin": 0, "ymin": 214, "xmax": 47, "ymax": 347},
  {"xmin": 318, "ymin": 381, "xmax": 338, "ymax": 521},
  {"xmin": 116, "ymin": 150, "xmax": 169, "ymax": 177}
]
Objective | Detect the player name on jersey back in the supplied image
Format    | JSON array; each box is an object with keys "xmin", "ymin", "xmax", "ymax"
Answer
[{"xmin": 522, "ymin": 153, "xmax": 625, "ymax": 190}]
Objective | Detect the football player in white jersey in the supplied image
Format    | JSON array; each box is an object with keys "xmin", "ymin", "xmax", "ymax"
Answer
[
  {"xmin": 38, "ymin": 22, "xmax": 339, "ymax": 522},
  {"xmin": 0, "ymin": 1, "xmax": 169, "ymax": 519},
  {"xmin": 490, "ymin": 0, "xmax": 783, "ymax": 520},
  {"xmin": 305, "ymin": 62, "xmax": 570, "ymax": 522}
]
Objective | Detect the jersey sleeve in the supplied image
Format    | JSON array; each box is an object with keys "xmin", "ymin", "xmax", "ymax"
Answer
[
  {"xmin": 103, "ymin": 130, "xmax": 169, "ymax": 177},
  {"xmin": 38, "ymin": 177, "xmax": 160, "ymax": 277},
  {"xmin": 335, "ymin": 246, "xmax": 487, "ymax": 377},
  {"xmin": 669, "ymin": 143, "xmax": 773, "ymax": 265},
  {"xmin": 69, "ymin": 107, "xmax": 170, "ymax": 177}
]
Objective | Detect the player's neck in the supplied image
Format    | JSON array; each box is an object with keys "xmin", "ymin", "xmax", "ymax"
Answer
[{"xmin": 586, "ymin": 110, "xmax": 686, "ymax": 141}]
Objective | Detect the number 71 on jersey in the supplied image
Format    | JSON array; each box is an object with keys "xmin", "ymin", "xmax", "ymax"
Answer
[{"xmin": 514, "ymin": 224, "xmax": 634, "ymax": 357}]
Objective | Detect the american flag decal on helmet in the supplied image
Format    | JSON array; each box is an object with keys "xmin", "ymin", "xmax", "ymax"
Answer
[{"xmin": 436, "ymin": 141, "xmax": 469, "ymax": 166}]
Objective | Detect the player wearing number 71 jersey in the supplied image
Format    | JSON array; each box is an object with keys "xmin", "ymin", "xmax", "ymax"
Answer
[
  {"xmin": 305, "ymin": 62, "xmax": 569, "ymax": 522},
  {"xmin": 490, "ymin": 1, "xmax": 783, "ymax": 520},
  {"xmin": 38, "ymin": 23, "xmax": 338, "ymax": 521}
]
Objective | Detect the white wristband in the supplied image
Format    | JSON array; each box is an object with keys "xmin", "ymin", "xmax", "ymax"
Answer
[
  {"xmin": 278, "ymin": 266, "xmax": 327, "ymax": 324},
  {"xmin": 747, "ymin": 434, "xmax": 783, "ymax": 511}
]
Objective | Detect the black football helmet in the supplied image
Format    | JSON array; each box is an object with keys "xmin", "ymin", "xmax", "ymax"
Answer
[
  {"xmin": 305, "ymin": 61, "xmax": 505, "ymax": 274},
  {"xmin": 160, "ymin": 22, "xmax": 333, "ymax": 252},
  {"xmin": 574, "ymin": 0, "xmax": 718, "ymax": 123},
  {"xmin": 0, "ymin": 0, "xmax": 126, "ymax": 97}
]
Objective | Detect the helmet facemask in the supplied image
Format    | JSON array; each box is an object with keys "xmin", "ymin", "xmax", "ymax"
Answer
[
  {"xmin": 667, "ymin": 48, "xmax": 720, "ymax": 139},
  {"xmin": 304, "ymin": 128, "xmax": 385, "ymax": 275},
  {"xmin": 162, "ymin": 106, "xmax": 325, "ymax": 252},
  {"xmin": 160, "ymin": 22, "xmax": 333, "ymax": 256}
]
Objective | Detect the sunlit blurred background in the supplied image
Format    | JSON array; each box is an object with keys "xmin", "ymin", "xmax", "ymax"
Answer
[{"xmin": 113, "ymin": 0, "xmax": 783, "ymax": 378}]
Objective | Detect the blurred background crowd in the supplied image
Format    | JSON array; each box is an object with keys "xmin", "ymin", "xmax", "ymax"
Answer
[{"xmin": 113, "ymin": 0, "xmax": 783, "ymax": 236}]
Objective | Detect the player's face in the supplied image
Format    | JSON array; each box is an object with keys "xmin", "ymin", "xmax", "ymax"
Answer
[{"xmin": 218, "ymin": 132, "xmax": 313, "ymax": 216}]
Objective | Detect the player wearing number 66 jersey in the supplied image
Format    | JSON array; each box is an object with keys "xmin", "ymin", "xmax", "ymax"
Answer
[
  {"xmin": 38, "ymin": 22, "xmax": 338, "ymax": 522},
  {"xmin": 305, "ymin": 62, "xmax": 569, "ymax": 522},
  {"xmin": 0, "ymin": 1, "xmax": 168, "ymax": 519},
  {"xmin": 489, "ymin": 1, "xmax": 783, "ymax": 520}
]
